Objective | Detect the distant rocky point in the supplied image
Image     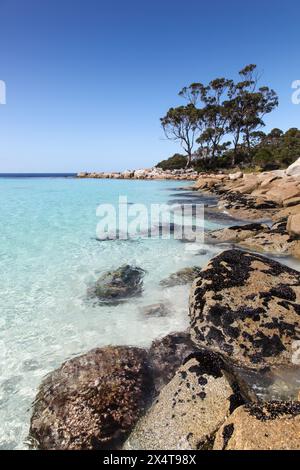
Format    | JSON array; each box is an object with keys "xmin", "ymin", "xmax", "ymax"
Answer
[{"xmin": 77, "ymin": 167, "xmax": 199, "ymax": 180}]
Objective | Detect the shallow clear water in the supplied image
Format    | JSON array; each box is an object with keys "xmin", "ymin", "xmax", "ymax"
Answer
[{"xmin": 0, "ymin": 177, "xmax": 224, "ymax": 449}]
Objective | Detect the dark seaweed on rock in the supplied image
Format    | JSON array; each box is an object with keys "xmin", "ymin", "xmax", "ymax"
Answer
[
  {"xmin": 190, "ymin": 249, "xmax": 300, "ymax": 369},
  {"xmin": 245, "ymin": 401, "xmax": 300, "ymax": 421},
  {"xmin": 123, "ymin": 349, "xmax": 246, "ymax": 451},
  {"xmin": 222, "ymin": 423, "xmax": 234, "ymax": 450}
]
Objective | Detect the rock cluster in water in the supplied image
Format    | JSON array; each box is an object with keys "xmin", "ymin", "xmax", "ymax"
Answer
[
  {"xmin": 29, "ymin": 251, "xmax": 300, "ymax": 450},
  {"xmin": 29, "ymin": 161, "xmax": 300, "ymax": 450}
]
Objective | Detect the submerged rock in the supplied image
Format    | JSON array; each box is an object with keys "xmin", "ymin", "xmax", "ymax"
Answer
[
  {"xmin": 159, "ymin": 266, "xmax": 202, "ymax": 287},
  {"xmin": 149, "ymin": 332, "xmax": 197, "ymax": 393},
  {"xmin": 189, "ymin": 249, "xmax": 300, "ymax": 370},
  {"xmin": 213, "ymin": 401, "xmax": 300, "ymax": 450},
  {"xmin": 124, "ymin": 350, "xmax": 244, "ymax": 450},
  {"xmin": 29, "ymin": 346, "xmax": 152, "ymax": 450},
  {"xmin": 140, "ymin": 303, "xmax": 170, "ymax": 317},
  {"xmin": 88, "ymin": 265, "xmax": 145, "ymax": 303}
]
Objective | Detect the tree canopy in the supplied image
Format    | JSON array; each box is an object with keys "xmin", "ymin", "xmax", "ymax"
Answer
[{"xmin": 160, "ymin": 65, "xmax": 286, "ymax": 170}]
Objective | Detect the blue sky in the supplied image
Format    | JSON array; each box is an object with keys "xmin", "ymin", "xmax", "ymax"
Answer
[{"xmin": 0, "ymin": 0, "xmax": 300, "ymax": 172}]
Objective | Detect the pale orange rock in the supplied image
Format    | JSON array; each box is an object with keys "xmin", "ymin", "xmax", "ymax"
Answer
[
  {"xmin": 287, "ymin": 213, "xmax": 300, "ymax": 237},
  {"xmin": 214, "ymin": 402, "xmax": 300, "ymax": 450}
]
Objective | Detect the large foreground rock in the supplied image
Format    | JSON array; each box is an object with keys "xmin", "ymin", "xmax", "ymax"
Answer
[
  {"xmin": 190, "ymin": 249, "xmax": 300, "ymax": 369},
  {"xmin": 29, "ymin": 332, "xmax": 198, "ymax": 450},
  {"xmin": 88, "ymin": 265, "xmax": 145, "ymax": 303},
  {"xmin": 29, "ymin": 347, "xmax": 152, "ymax": 450},
  {"xmin": 124, "ymin": 351, "xmax": 244, "ymax": 450},
  {"xmin": 213, "ymin": 401, "xmax": 300, "ymax": 450}
]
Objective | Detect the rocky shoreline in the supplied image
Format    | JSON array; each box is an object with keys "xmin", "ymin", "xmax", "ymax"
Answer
[
  {"xmin": 28, "ymin": 163, "xmax": 300, "ymax": 450},
  {"xmin": 77, "ymin": 167, "xmax": 199, "ymax": 180},
  {"xmin": 195, "ymin": 163, "xmax": 300, "ymax": 260}
]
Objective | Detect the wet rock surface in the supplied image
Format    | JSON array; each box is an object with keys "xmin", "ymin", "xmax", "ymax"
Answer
[
  {"xmin": 88, "ymin": 265, "xmax": 145, "ymax": 303},
  {"xmin": 159, "ymin": 266, "xmax": 202, "ymax": 287},
  {"xmin": 213, "ymin": 401, "xmax": 300, "ymax": 450},
  {"xmin": 205, "ymin": 223, "xmax": 268, "ymax": 244},
  {"xmin": 29, "ymin": 332, "xmax": 201, "ymax": 450},
  {"xmin": 190, "ymin": 249, "xmax": 300, "ymax": 369},
  {"xmin": 149, "ymin": 332, "xmax": 197, "ymax": 393},
  {"xmin": 124, "ymin": 350, "xmax": 244, "ymax": 450},
  {"xmin": 29, "ymin": 346, "xmax": 152, "ymax": 450}
]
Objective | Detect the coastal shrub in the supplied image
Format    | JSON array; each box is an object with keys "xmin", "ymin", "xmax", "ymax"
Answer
[
  {"xmin": 156, "ymin": 127, "xmax": 300, "ymax": 172},
  {"xmin": 156, "ymin": 153, "xmax": 187, "ymax": 170},
  {"xmin": 253, "ymin": 148, "xmax": 274, "ymax": 168},
  {"xmin": 194, "ymin": 154, "xmax": 231, "ymax": 172}
]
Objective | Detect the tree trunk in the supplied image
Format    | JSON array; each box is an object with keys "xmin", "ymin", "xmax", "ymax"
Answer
[
  {"xmin": 232, "ymin": 130, "xmax": 240, "ymax": 167},
  {"xmin": 185, "ymin": 153, "xmax": 191, "ymax": 168},
  {"xmin": 245, "ymin": 129, "xmax": 251, "ymax": 154},
  {"xmin": 231, "ymin": 153, "xmax": 236, "ymax": 167}
]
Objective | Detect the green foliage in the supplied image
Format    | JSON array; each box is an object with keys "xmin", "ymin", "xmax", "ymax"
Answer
[
  {"xmin": 160, "ymin": 65, "xmax": 300, "ymax": 171},
  {"xmin": 253, "ymin": 148, "xmax": 274, "ymax": 169},
  {"xmin": 263, "ymin": 128, "xmax": 300, "ymax": 167},
  {"xmin": 158, "ymin": 127, "xmax": 300, "ymax": 172},
  {"xmin": 156, "ymin": 153, "xmax": 187, "ymax": 170},
  {"xmin": 194, "ymin": 155, "xmax": 231, "ymax": 172},
  {"xmin": 160, "ymin": 64, "xmax": 281, "ymax": 169},
  {"xmin": 160, "ymin": 104, "xmax": 199, "ymax": 166}
]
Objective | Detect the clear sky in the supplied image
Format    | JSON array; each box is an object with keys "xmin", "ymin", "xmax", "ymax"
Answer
[{"xmin": 0, "ymin": 0, "xmax": 300, "ymax": 172}]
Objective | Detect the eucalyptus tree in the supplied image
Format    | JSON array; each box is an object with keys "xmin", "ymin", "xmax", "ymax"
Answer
[
  {"xmin": 161, "ymin": 64, "xmax": 278, "ymax": 168},
  {"xmin": 226, "ymin": 65, "xmax": 278, "ymax": 164},
  {"xmin": 179, "ymin": 77, "xmax": 232, "ymax": 159},
  {"xmin": 160, "ymin": 104, "xmax": 199, "ymax": 167}
]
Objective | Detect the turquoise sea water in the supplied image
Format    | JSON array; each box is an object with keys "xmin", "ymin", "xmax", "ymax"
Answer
[{"xmin": 0, "ymin": 177, "xmax": 225, "ymax": 449}]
